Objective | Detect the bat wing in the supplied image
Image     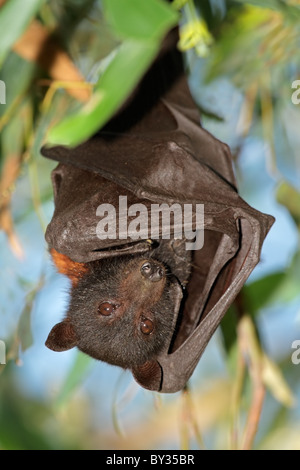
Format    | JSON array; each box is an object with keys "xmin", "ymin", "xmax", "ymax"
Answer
[
  {"xmin": 41, "ymin": 35, "xmax": 274, "ymax": 393},
  {"xmin": 42, "ymin": 75, "xmax": 259, "ymax": 262}
]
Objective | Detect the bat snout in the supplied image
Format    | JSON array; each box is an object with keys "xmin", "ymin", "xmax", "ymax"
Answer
[{"xmin": 140, "ymin": 261, "xmax": 165, "ymax": 282}]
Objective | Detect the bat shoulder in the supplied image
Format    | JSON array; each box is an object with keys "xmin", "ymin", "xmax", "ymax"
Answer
[{"xmin": 50, "ymin": 248, "xmax": 89, "ymax": 287}]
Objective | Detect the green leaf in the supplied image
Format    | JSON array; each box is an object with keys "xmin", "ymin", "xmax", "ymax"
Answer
[
  {"xmin": 103, "ymin": 0, "xmax": 178, "ymax": 40},
  {"xmin": 244, "ymin": 272, "xmax": 286, "ymax": 314},
  {"xmin": 276, "ymin": 181, "xmax": 300, "ymax": 228},
  {"xmin": 47, "ymin": 39, "xmax": 158, "ymax": 146},
  {"xmin": 233, "ymin": 0, "xmax": 285, "ymax": 11},
  {"xmin": 17, "ymin": 302, "xmax": 34, "ymax": 353},
  {"xmin": 244, "ymin": 252, "xmax": 300, "ymax": 315},
  {"xmin": 46, "ymin": 0, "xmax": 178, "ymax": 147},
  {"xmin": 0, "ymin": 53, "xmax": 36, "ymax": 120},
  {"xmin": 262, "ymin": 354, "xmax": 295, "ymax": 408},
  {"xmin": 220, "ymin": 305, "xmax": 238, "ymax": 353},
  {"xmin": 17, "ymin": 276, "xmax": 45, "ymax": 353},
  {"xmin": 172, "ymin": 0, "xmax": 189, "ymax": 9},
  {"xmin": 234, "ymin": 0, "xmax": 300, "ymax": 20},
  {"xmin": 0, "ymin": 0, "xmax": 44, "ymax": 66}
]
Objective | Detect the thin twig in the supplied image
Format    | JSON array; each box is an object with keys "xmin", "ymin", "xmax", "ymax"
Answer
[
  {"xmin": 260, "ymin": 72, "xmax": 279, "ymax": 179},
  {"xmin": 242, "ymin": 380, "xmax": 266, "ymax": 450},
  {"xmin": 180, "ymin": 385, "xmax": 205, "ymax": 450},
  {"xmin": 41, "ymin": 80, "xmax": 92, "ymax": 114},
  {"xmin": 238, "ymin": 316, "xmax": 266, "ymax": 450},
  {"xmin": 229, "ymin": 342, "xmax": 246, "ymax": 450}
]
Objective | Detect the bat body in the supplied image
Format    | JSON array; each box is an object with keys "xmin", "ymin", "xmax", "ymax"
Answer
[{"xmin": 42, "ymin": 29, "xmax": 274, "ymax": 392}]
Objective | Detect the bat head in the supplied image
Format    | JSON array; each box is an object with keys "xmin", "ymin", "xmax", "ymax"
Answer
[{"xmin": 46, "ymin": 255, "xmax": 182, "ymax": 369}]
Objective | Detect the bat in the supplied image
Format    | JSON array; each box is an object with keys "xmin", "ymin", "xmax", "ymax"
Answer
[{"xmin": 41, "ymin": 29, "xmax": 274, "ymax": 393}]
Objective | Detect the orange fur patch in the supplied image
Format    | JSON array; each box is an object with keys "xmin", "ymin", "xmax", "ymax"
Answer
[{"xmin": 50, "ymin": 248, "xmax": 89, "ymax": 287}]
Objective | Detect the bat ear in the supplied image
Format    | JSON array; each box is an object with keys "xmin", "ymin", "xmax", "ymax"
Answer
[
  {"xmin": 45, "ymin": 320, "xmax": 77, "ymax": 352},
  {"xmin": 132, "ymin": 360, "xmax": 163, "ymax": 392}
]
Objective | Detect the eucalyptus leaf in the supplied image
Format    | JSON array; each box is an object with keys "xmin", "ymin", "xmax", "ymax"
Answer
[
  {"xmin": 262, "ymin": 354, "xmax": 295, "ymax": 408},
  {"xmin": 220, "ymin": 305, "xmax": 238, "ymax": 353},
  {"xmin": 234, "ymin": 0, "xmax": 287, "ymax": 11},
  {"xmin": 234, "ymin": 0, "xmax": 300, "ymax": 22},
  {"xmin": 244, "ymin": 253, "xmax": 300, "ymax": 314},
  {"xmin": 0, "ymin": 0, "xmax": 45, "ymax": 66},
  {"xmin": 0, "ymin": 53, "xmax": 36, "ymax": 119},
  {"xmin": 47, "ymin": 39, "xmax": 159, "ymax": 146},
  {"xmin": 244, "ymin": 272, "xmax": 286, "ymax": 315},
  {"xmin": 18, "ymin": 277, "xmax": 45, "ymax": 353},
  {"xmin": 276, "ymin": 181, "xmax": 300, "ymax": 228},
  {"xmin": 103, "ymin": 0, "xmax": 178, "ymax": 40},
  {"xmin": 46, "ymin": 0, "xmax": 178, "ymax": 147},
  {"xmin": 17, "ymin": 303, "xmax": 34, "ymax": 353}
]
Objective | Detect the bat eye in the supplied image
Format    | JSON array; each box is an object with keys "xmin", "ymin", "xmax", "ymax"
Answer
[
  {"xmin": 98, "ymin": 302, "xmax": 115, "ymax": 316},
  {"xmin": 140, "ymin": 318, "xmax": 154, "ymax": 335},
  {"xmin": 141, "ymin": 262, "xmax": 151, "ymax": 274}
]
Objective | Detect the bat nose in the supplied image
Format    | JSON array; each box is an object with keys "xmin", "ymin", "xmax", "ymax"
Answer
[
  {"xmin": 140, "ymin": 261, "xmax": 165, "ymax": 282},
  {"xmin": 151, "ymin": 265, "xmax": 165, "ymax": 282}
]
